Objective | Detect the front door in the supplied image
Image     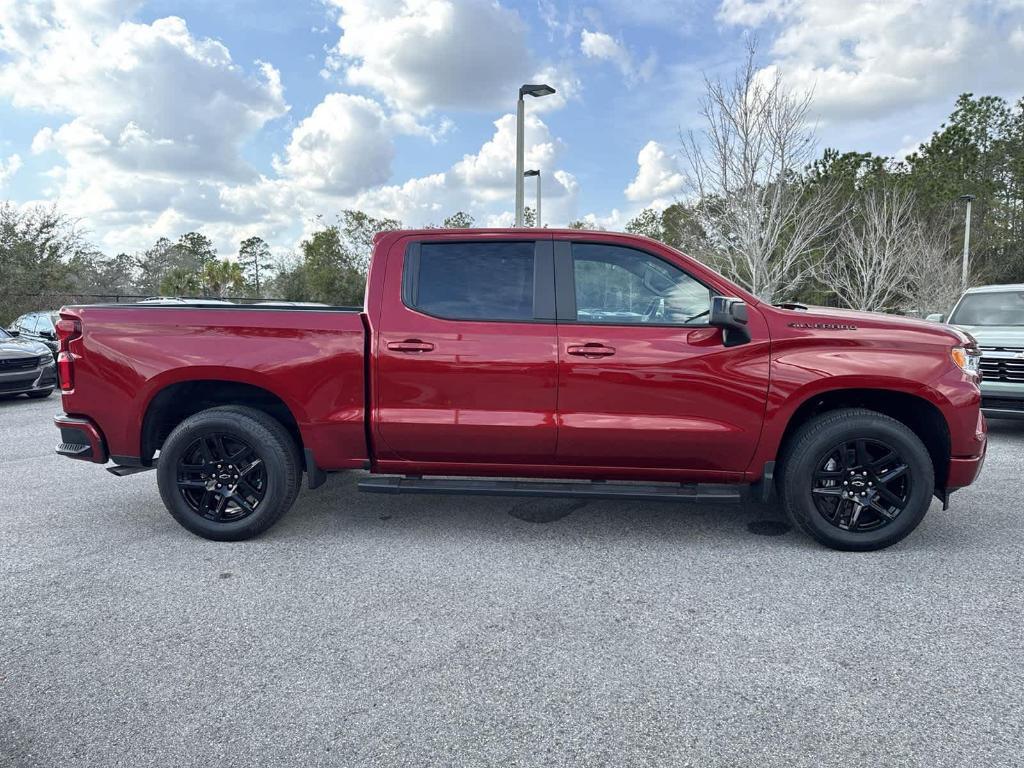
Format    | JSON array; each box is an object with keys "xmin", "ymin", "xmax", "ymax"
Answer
[
  {"xmin": 374, "ymin": 235, "xmax": 558, "ymax": 465},
  {"xmin": 553, "ymin": 239, "xmax": 771, "ymax": 474}
]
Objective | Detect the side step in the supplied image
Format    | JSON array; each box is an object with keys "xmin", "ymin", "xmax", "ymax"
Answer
[{"xmin": 358, "ymin": 476, "xmax": 743, "ymax": 503}]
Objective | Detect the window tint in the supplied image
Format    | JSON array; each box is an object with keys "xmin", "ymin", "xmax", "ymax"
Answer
[
  {"xmin": 407, "ymin": 241, "xmax": 536, "ymax": 321},
  {"xmin": 571, "ymin": 243, "xmax": 711, "ymax": 325}
]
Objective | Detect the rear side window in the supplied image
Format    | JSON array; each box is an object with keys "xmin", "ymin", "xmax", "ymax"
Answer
[{"xmin": 405, "ymin": 241, "xmax": 536, "ymax": 321}]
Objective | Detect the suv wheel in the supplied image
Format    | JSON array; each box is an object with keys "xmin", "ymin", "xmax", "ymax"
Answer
[
  {"xmin": 779, "ymin": 408, "xmax": 935, "ymax": 551},
  {"xmin": 156, "ymin": 406, "xmax": 301, "ymax": 541}
]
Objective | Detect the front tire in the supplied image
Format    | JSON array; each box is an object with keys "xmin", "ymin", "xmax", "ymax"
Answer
[
  {"xmin": 779, "ymin": 408, "xmax": 935, "ymax": 551},
  {"xmin": 156, "ymin": 406, "xmax": 301, "ymax": 541}
]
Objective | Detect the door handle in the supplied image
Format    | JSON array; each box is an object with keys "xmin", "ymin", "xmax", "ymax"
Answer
[
  {"xmin": 387, "ymin": 339, "xmax": 435, "ymax": 353},
  {"xmin": 567, "ymin": 343, "xmax": 616, "ymax": 358}
]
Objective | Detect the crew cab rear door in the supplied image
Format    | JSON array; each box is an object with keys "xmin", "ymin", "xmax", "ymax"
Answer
[
  {"xmin": 373, "ymin": 234, "xmax": 558, "ymax": 464},
  {"xmin": 552, "ymin": 237, "xmax": 771, "ymax": 474}
]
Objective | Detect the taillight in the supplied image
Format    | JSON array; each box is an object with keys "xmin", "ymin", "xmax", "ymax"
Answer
[{"xmin": 55, "ymin": 313, "xmax": 82, "ymax": 392}]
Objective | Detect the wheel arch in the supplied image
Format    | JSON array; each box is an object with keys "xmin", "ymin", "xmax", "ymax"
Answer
[
  {"xmin": 140, "ymin": 378, "xmax": 304, "ymax": 466},
  {"xmin": 772, "ymin": 388, "xmax": 951, "ymax": 490}
]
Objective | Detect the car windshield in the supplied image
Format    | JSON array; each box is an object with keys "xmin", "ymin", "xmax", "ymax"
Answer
[{"xmin": 949, "ymin": 291, "xmax": 1024, "ymax": 326}]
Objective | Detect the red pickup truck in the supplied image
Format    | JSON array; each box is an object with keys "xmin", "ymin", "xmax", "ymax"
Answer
[{"xmin": 54, "ymin": 229, "xmax": 987, "ymax": 550}]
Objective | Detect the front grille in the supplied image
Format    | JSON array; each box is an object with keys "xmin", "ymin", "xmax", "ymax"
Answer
[
  {"xmin": 979, "ymin": 349, "xmax": 1024, "ymax": 382},
  {"xmin": 0, "ymin": 356, "xmax": 39, "ymax": 372},
  {"xmin": 0, "ymin": 379, "xmax": 34, "ymax": 392},
  {"xmin": 982, "ymin": 396, "xmax": 1024, "ymax": 413}
]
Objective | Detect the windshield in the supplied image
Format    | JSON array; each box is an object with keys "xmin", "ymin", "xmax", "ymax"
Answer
[{"xmin": 949, "ymin": 291, "xmax": 1024, "ymax": 326}]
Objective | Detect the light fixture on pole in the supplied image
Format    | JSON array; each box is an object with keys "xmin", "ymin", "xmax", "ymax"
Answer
[
  {"xmin": 958, "ymin": 194, "xmax": 975, "ymax": 291},
  {"xmin": 524, "ymin": 169, "xmax": 541, "ymax": 227},
  {"xmin": 515, "ymin": 83, "xmax": 555, "ymax": 227}
]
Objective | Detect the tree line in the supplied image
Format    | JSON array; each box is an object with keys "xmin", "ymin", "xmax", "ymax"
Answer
[{"xmin": 2, "ymin": 60, "xmax": 1022, "ymax": 325}]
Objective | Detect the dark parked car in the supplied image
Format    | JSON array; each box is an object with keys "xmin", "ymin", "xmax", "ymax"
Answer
[
  {"xmin": 9, "ymin": 311, "xmax": 60, "ymax": 357},
  {"xmin": 0, "ymin": 326, "xmax": 57, "ymax": 399}
]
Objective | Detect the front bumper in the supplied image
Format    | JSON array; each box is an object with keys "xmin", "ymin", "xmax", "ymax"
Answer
[
  {"xmin": 980, "ymin": 380, "xmax": 1024, "ymax": 420},
  {"xmin": 947, "ymin": 411, "xmax": 988, "ymax": 491},
  {"xmin": 54, "ymin": 414, "xmax": 108, "ymax": 463},
  {"xmin": 0, "ymin": 358, "xmax": 57, "ymax": 395}
]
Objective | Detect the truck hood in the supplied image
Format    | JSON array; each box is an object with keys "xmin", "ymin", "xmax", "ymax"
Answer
[
  {"xmin": 790, "ymin": 305, "xmax": 969, "ymax": 343},
  {"xmin": 948, "ymin": 324, "xmax": 1024, "ymax": 349}
]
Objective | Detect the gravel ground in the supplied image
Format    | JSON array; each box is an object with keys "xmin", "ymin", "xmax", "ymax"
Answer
[{"xmin": 2, "ymin": 393, "xmax": 1023, "ymax": 767}]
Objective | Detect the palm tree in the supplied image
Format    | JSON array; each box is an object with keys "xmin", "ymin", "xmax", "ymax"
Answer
[{"xmin": 202, "ymin": 259, "xmax": 246, "ymax": 298}]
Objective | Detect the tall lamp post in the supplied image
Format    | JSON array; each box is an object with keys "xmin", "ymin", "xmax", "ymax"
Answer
[
  {"xmin": 524, "ymin": 169, "xmax": 541, "ymax": 227},
  {"xmin": 959, "ymin": 193, "xmax": 975, "ymax": 291},
  {"xmin": 516, "ymin": 83, "xmax": 555, "ymax": 226}
]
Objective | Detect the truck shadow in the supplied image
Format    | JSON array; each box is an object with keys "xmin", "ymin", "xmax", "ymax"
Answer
[{"xmin": 271, "ymin": 471, "xmax": 822, "ymax": 551}]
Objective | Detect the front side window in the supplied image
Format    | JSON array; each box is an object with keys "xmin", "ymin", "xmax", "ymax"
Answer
[
  {"xmin": 406, "ymin": 241, "xmax": 536, "ymax": 321},
  {"xmin": 571, "ymin": 243, "xmax": 711, "ymax": 325}
]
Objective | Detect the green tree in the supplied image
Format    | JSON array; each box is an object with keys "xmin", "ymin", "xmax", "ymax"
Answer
[
  {"xmin": 0, "ymin": 202, "xmax": 85, "ymax": 323},
  {"xmin": 442, "ymin": 211, "xmax": 475, "ymax": 228},
  {"xmin": 201, "ymin": 259, "xmax": 246, "ymax": 298},
  {"xmin": 159, "ymin": 266, "xmax": 201, "ymax": 296},
  {"xmin": 238, "ymin": 236, "xmax": 273, "ymax": 296},
  {"xmin": 301, "ymin": 223, "xmax": 365, "ymax": 305}
]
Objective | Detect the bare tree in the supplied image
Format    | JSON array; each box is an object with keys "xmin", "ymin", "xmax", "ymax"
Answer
[
  {"xmin": 907, "ymin": 222, "xmax": 960, "ymax": 317},
  {"xmin": 819, "ymin": 185, "xmax": 920, "ymax": 311},
  {"xmin": 682, "ymin": 43, "xmax": 842, "ymax": 302}
]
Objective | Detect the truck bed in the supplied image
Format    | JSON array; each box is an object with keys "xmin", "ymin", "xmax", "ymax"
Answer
[{"xmin": 60, "ymin": 304, "xmax": 369, "ymax": 470}]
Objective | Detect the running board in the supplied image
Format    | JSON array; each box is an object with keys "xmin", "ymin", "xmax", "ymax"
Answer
[{"xmin": 358, "ymin": 476, "xmax": 743, "ymax": 503}]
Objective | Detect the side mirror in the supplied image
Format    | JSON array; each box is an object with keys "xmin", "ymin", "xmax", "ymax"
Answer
[
  {"xmin": 925, "ymin": 313, "xmax": 945, "ymax": 323},
  {"xmin": 40, "ymin": 329, "xmax": 56, "ymax": 340},
  {"xmin": 7, "ymin": 329, "xmax": 19, "ymax": 337},
  {"xmin": 710, "ymin": 296, "xmax": 750, "ymax": 347}
]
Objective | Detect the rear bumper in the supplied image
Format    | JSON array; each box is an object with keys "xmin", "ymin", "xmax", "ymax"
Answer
[{"xmin": 54, "ymin": 414, "xmax": 108, "ymax": 463}]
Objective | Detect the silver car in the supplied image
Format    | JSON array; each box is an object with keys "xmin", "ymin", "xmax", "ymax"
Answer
[
  {"xmin": 931, "ymin": 284, "xmax": 1024, "ymax": 419},
  {"xmin": 0, "ymin": 326, "xmax": 58, "ymax": 399}
]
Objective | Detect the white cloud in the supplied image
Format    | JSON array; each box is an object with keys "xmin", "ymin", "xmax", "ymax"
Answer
[
  {"xmin": 624, "ymin": 141, "xmax": 685, "ymax": 206},
  {"xmin": 0, "ymin": 2, "xmax": 290, "ymax": 253},
  {"xmin": 1011, "ymin": 25, "xmax": 1024, "ymax": 51},
  {"xmin": 580, "ymin": 29, "xmax": 655, "ymax": 82},
  {"xmin": 273, "ymin": 93, "xmax": 394, "ymax": 195},
  {"xmin": 718, "ymin": 0, "xmax": 1024, "ymax": 122},
  {"xmin": 324, "ymin": 0, "xmax": 532, "ymax": 112},
  {"xmin": 0, "ymin": 153, "xmax": 22, "ymax": 187}
]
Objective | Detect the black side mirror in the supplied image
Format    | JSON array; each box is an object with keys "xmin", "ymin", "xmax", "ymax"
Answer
[
  {"xmin": 710, "ymin": 296, "xmax": 750, "ymax": 347},
  {"xmin": 8, "ymin": 329, "xmax": 19, "ymax": 337},
  {"xmin": 40, "ymin": 329, "xmax": 56, "ymax": 340}
]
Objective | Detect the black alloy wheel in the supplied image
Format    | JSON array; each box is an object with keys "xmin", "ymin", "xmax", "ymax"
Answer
[
  {"xmin": 810, "ymin": 438, "xmax": 912, "ymax": 532},
  {"xmin": 175, "ymin": 433, "xmax": 267, "ymax": 523},
  {"xmin": 779, "ymin": 408, "xmax": 935, "ymax": 551},
  {"xmin": 156, "ymin": 406, "xmax": 302, "ymax": 541}
]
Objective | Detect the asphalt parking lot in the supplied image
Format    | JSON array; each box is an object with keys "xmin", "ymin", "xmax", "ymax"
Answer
[{"xmin": 2, "ymin": 393, "xmax": 1022, "ymax": 767}]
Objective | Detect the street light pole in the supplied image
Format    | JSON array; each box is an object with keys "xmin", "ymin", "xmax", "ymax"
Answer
[
  {"xmin": 524, "ymin": 170, "xmax": 541, "ymax": 227},
  {"xmin": 959, "ymin": 194, "xmax": 975, "ymax": 291},
  {"xmin": 515, "ymin": 84, "xmax": 555, "ymax": 226}
]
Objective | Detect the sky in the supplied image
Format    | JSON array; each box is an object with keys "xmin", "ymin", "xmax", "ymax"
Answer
[{"xmin": 1, "ymin": 0, "xmax": 1024, "ymax": 258}]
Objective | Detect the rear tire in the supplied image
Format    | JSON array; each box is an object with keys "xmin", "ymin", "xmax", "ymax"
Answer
[
  {"xmin": 779, "ymin": 408, "xmax": 935, "ymax": 551},
  {"xmin": 156, "ymin": 406, "xmax": 301, "ymax": 541}
]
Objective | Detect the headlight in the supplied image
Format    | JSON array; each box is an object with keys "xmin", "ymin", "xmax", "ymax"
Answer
[
  {"xmin": 951, "ymin": 345, "xmax": 981, "ymax": 378},
  {"xmin": 39, "ymin": 353, "xmax": 53, "ymax": 366}
]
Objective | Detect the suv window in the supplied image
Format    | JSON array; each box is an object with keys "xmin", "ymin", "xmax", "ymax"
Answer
[
  {"xmin": 406, "ymin": 241, "xmax": 536, "ymax": 321},
  {"xmin": 571, "ymin": 243, "xmax": 711, "ymax": 325}
]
